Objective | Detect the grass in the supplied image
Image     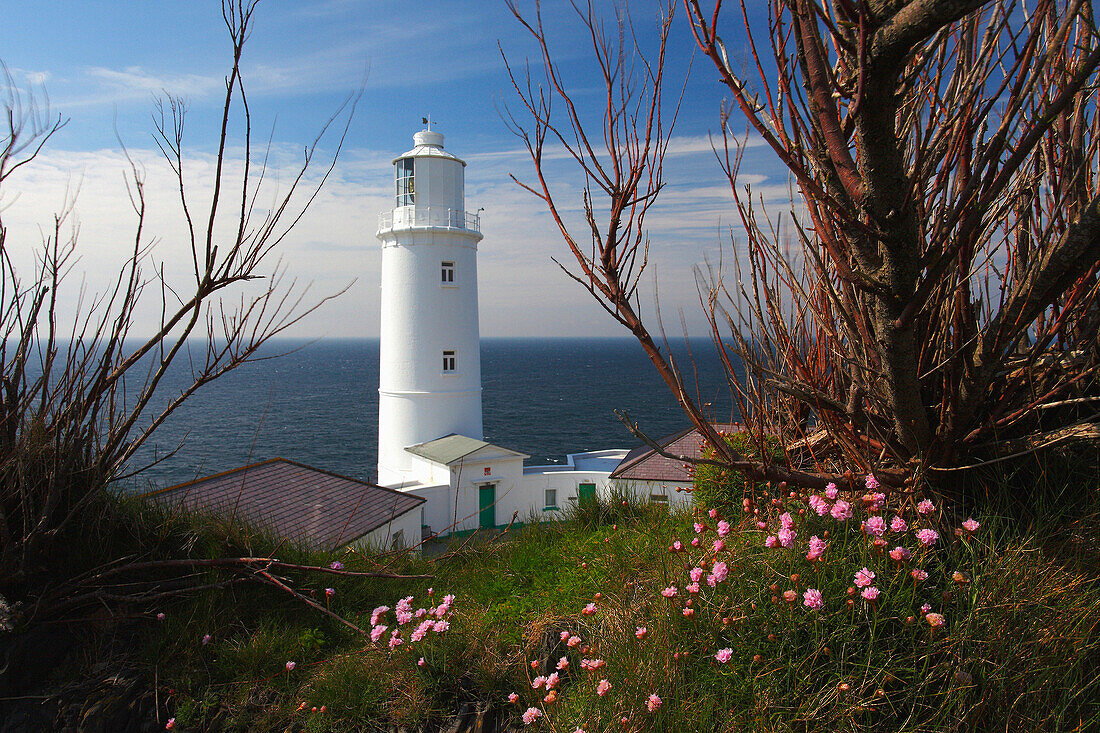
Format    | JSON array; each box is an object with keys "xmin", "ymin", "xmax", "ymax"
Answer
[{"xmin": 31, "ymin": 463, "xmax": 1100, "ymax": 732}]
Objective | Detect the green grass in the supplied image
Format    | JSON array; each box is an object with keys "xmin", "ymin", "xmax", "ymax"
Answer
[{"xmin": 39, "ymin": 464, "xmax": 1100, "ymax": 732}]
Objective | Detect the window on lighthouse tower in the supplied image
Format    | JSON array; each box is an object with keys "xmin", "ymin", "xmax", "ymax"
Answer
[
  {"xmin": 442, "ymin": 350, "xmax": 457, "ymax": 374},
  {"xmin": 395, "ymin": 158, "xmax": 415, "ymax": 206},
  {"xmin": 441, "ymin": 261, "xmax": 455, "ymax": 285}
]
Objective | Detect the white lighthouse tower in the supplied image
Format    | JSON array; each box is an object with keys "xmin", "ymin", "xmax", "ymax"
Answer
[{"xmin": 376, "ymin": 126, "xmax": 484, "ymax": 487}]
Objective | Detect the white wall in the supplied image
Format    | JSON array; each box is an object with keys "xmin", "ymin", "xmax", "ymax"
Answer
[{"xmin": 358, "ymin": 505, "xmax": 424, "ymax": 554}]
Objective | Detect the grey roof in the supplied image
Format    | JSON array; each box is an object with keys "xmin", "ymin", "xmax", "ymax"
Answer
[
  {"xmin": 146, "ymin": 458, "xmax": 424, "ymax": 551},
  {"xmin": 610, "ymin": 423, "xmax": 740, "ymax": 482},
  {"xmin": 405, "ymin": 433, "xmax": 528, "ymax": 465}
]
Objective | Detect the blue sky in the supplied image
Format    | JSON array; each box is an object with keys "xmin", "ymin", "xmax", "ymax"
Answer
[{"xmin": 2, "ymin": 1, "xmax": 787, "ymax": 338}]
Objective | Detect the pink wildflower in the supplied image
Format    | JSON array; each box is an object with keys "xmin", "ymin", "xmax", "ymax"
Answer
[
  {"xmin": 325, "ymin": 587, "xmax": 335, "ymax": 598},
  {"xmin": 508, "ymin": 692, "xmax": 519, "ymax": 704},
  {"xmin": 783, "ymin": 589, "xmax": 797, "ymax": 603},
  {"xmin": 712, "ymin": 539, "xmax": 726, "ymax": 552},
  {"xmin": 418, "ymin": 657, "xmax": 426, "ymax": 667},
  {"xmin": 671, "ymin": 540, "xmax": 683, "ymax": 552},
  {"xmin": 869, "ymin": 492, "xmax": 886, "ymax": 511},
  {"xmin": 861, "ymin": 586, "xmax": 880, "ymax": 601},
  {"xmin": 855, "ymin": 567, "xmax": 876, "ymax": 587},
  {"xmin": 765, "ymin": 535, "xmax": 779, "ymax": 548},
  {"xmin": 567, "ymin": 635, "xmax": 581, "ymax": 648},
  {"xmin": 691, "ymin": 537, "xmax": 700, "ymax": 547},
  {"xmin": 863, "ymin": 515, "xmax": 886, "ymax": 537},
  {"xmin": 396, "ymin": 610, "xmax": 414, "ymax": 625},
  {"xmin": 683, "ymin": 607, "xmax": 695, "ymax": 618},
  {"xmin": 546, "ymin": 672, "xmax": 560, "ymax": 689},
  {"xmin": 580, "ymin": 658, "xmax": 605, "ymax": 671},
  {"xmin": 779, "ymin": 512, "xmax": 795, "ymax": 530},
  {"xmin": 582, "ymin": 602, "xmax": 597, "ymax": 615},
  {"xmin": 865, "ymin": 474, "xmax": 880, "ymax": 491},
  {"xmin": 370, "ymin": 606, "xmax": 390, "ymax": 626},
  {"xmin": 808, "ymin": 495, "xmax": 829, "ymax": 516},
  {"xmin": 911, "ymin": 569, "xmax": 929, "ymax": 582},
  {"xmin": 890, "ymin": 515, "xmax": 908, "ymax": 533},
  {"xmin": 925, "ymin": 612, "xmax": 945, "ymax": 627},
  {"xmin": 156, "ymin": 612, "xmax": 165, "ymax": 621},
  {"xmin": 714, "ymin": 648, "xmax": 733, "ymax": 663},
  {"xmin": 694, "ymin": 522, "xmax": 705, "ymax": 534},
  {"xmin": 647, "ymin": 693, "xmax": 663, "ymax": 712},
  {"xmin": 918, "ymin": 499, "xmax": 935, "ymax": 515},
  {"xmin": 202, "ymin": 634, "xmax": 212, "ymax": 645},
  {"xmin": 557, "ymin": 656, "xmax": 569, "ymax": 670},
  {"xmin": 756, "ymin": 520, "xmax": 767, "ymax": 529},
  {"xmin": 778, "ymin": 527, "xmax": 797, "ymax": 548},
  {"xmin": 889, "ymin": 546, "xmax": 911, "ymax": 562},
  {"xmin": 635, "ymin": 626, "xmax": 647, "ymax": 639},
  {"xmin": 388, "ymin": 632, "xmax": 403, "ymax": 649},
  {"xmin": 690, "ymin": 566, "xmax": 705, "ymax": 583},
  {"xmin": 560, "ymin": 630, "xmax": 570, "ymax": 641},
  {"xmin": 166, "ymin": 719, "xmax": 175, "ymax": 730},
  {"xmin": 522, "ymin": 707, "xmax": 543, "ymax": 725},
  {"xmin": 717, "ymin": 520, "xmax": 732, "ymax": 537},
  {"xmin": 803, "ymin": 588, "xmax": 824, "ymax": 610},
  {"xmin": 708, "ymin": 508, "xmax": 719, "ymax": 519},
  {"xmin": 831, "ymin": 500, "xmax": 852, "ymax": 521},
  {"xmin": 687, "ymin": 582, "xmax": 701, "ymax": 594},
  {"xmin": 825, "ymin": 482, "xmax": 839, "ymax": 499},
  {"xmin": 661, "ymin": 585, "xmax": 678, "ymax": 598},
  {"xmin": 329, "ymin": 561, "xmax": 343, "ymax": 570},
  {"xmin": 597, "ymin": 679, "xmax": 612, "ymax": 696},
  {"xmin": 285, "ymin": 661, "xmax": 296, "ymax": 671},
  {"xmin": 921, "ymin": 602, "xmax": 931, "ymax": 613},
  {"xmin": 806, "ymin": 535, "xmax": 827, "ymax": 561},
  {"xmin": 370, "ymin": 625, "xmax": 388, "ymax": 643},
  {"xmin": 433, "ymin": 620, "xmax": 450, "ymax": 633},
  {"xmin": 532, "ymin": 675, "xmax": 547, "ymax": 689},
  {"xmin": 962, "ymin": 518, "xmax": 980, "ymax": 532},
  {"xmin": 916, "ymin": 528, "xmax": 939, "ymax": 547},
  {"xmin": 711, "ymin": 561, "xmax": 729, "ymax": 583},
  {"xmin": 410, "ymin": 619, "xmax": 433, "ymax": 642}
]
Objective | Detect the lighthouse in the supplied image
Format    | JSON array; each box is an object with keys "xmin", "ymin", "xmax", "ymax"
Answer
[{"xmin": 376, "ymin": 126, "xmax": 484, "ymax": 487}]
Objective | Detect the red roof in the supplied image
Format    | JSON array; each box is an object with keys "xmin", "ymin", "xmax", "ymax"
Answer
[
  {"xmin": 146, "ymin": 458, "xmax": 424, "ymax": 551},
  {"xmin": 610, "ymin": 424, "xmax": 739, "ymax": 482}
]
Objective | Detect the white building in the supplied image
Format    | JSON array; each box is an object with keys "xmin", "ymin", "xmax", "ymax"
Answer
[{"xmin": 375, "ymin": 126, "xmax": 636, "ymax": 537}]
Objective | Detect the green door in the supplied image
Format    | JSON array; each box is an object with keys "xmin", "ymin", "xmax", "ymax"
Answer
[
  {"xmin": 479, "ymin": 484, "xmax": 496, "ymax": 528},
  {"xmin": 578, "ymin": 482, "xmax": 597, "ymax": 507}
]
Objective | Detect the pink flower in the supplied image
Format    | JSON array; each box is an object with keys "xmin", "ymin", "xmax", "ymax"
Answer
[
  {"xmin": 777, "ymin": 527, "xmax": 797, "ymax": 547},
  {"xmin": 325, "ymin": 587, "xmax": 335, "ymax": 598},
  {"xmin": 682, "ymin": 607, "xmax": 695, "ymax": 618},
  {"xmin": 202, "ymin": 634, "xmax": 212, "ymax": 645},
  {"xmin": 285, "ymin": 661, "xmax": 296, "ymax": 671},
  {"xmin": 522, "ymin": 707, "xmax": 543, "ymax": 724},
  {"xmin": 661, "ymin": 585, "xmax": 678, "ymax": 598},
  {"xmin": 330, "ymin": 561, "xmax": 343, "ymax": 570},
  {"xmin": 712, "ymin": 539, "xmax": 726, "ymax": 552},
  {"xmin": 962, "ymin": 518, "xmax": 980, "ymax": 532},
  {"xmin": 916, "ymin": 528, "xmax": 939, "ymax": 547},
  {"xmin": 911, "ymin": 569, "xmax": 929, "ymax": 582},
  {"xmin": 863, "ymin": 516, "xmax": 886, "ymax": 537},
  {"xmin": 831, "ymin": 500, "xmax": 852, "ymax": 521},
  {"xmin": 166, "ymin": 719, "xmax": 175, "ymax": 730},
  {"xmin": 764, "ymin": 535, "xmax": 779, "ymax": 548},
  {"xmin": 396, "ymin": 610, "xmax": 413, "ymax": 625},
  {"xmin": 808, "ymin": 495, "xmax": 829, "ymax": 516},
  {"xmin": 532, "ymin": 675, "xmax": 547, "ymax": 690},
  {"xmin": 582, "ymin": 602, "xmax": 597, "ymax": 615},
  {"xmin": 647, "ymin": 693, "xmax": 662, "ymax": 712},
  {"xmin": 567, "ymin": 635, "xmax": 581, "ymax": 648},
  {"xmin": 388, "ymin": 632, "xmax": 403, "ymax": 649},
  {"xmin": 671, "ymin": 540, "xmax": 683, "ymax": 552},
  {"xmin": 635, "ymin": 626, "xmax": 647, "ymax": 639},
  {"xmin": 580, "ymin": 658, "xmax": 606, "ymax": 671},
  {"xmin": 711, "ymin": 561, "xmax": 729, "ymax": 583},
  {"xmin": 918, "ymin": 499, "xmax": 935, "ymax": 515},
  {"xmin": 546, "ymin": 672, "xmax": 560, "ymax": 689},
  {"xmin": 411, "ymin": 619, "xmax": 433, "ymax": 642},
  {"xmin": 694, "ymin": 522, "xmax": 705, "ymax": 534},
  {"xmin": 156, "ymin": 612, "xmax": 166, "ymax": 621},
  {"xmin": 865, "ymin": 474, "xmax": 880, "ymax": 491},
  {"xmin": 921, "ymin": 603, "xmax": 931, "ymax": 613},
  {"xmin": 806, "ymin": 535, "xmax": 827, "ymax": 561},
  {"xmin": 433, "ymin": 620, "xmax": 450, "ymax": 633},
  {"xmin": 508, "ymin": 692, "xmax": 519, "ymax": 703},
  {"xmin": 690, "ymin": 566, "xmax": 705, "ymax": 583},
  {"xmin": 825, "ymin": 483, "xmax": 839, "ymax": 499},
  {"xmin": 717, "ymin": 520, "xmax": 731, "ymax": 537},
  {"xmin": 370, "ymin": 625, "xmax": 388, "ymax": 643},
  {"xmin": 708, "ymin": 508, "xmax": 719, "ymax": 519},
  {"xmin": 557, "ymin": 656, "xmax": 569, "ymax": 670},
  {"xmin": 691, "ymin": 537, "xmax": 700, "ymax": 547},
  {"xmin": 889, "ymin": 546, "xmax": 911, "ymax": 561},
  {"xmin": 861, "ymin": 586, "xmax": 880, "ymax": 601},
  {"xmin": 925, "ymin": 612, "xmax": 945, "ymax": 627},
  {"xmin": 854, "ymin": 567, "xmax": 876, "ymax": 587},
  {"xmin": 560, "ymin": 630, "xmax": 570, "ymax": 641},
  {"xmin": 803, "ymin": 588, "xmax": 823, "ymax": 610},
  {"xmin": 890, "ymin": 515, "xmax": 908, "ymax": 533},
  {"xmin": 869, "ymin": 492, "xmax": 886, "ymax": 511},
  {"xmin": 782, "ymin": 589, "xmax": 797, "ymax": 603},
  {"xmin": 755, "ymin": 520, "xmax": 767, "ymax": 529},
  {"xmin": 779, "ymin": 512, "xmax": 794, "ymax": 530},
  {"xmin": 370, "ymin": 605, "xmax": 390, "ymax": 626},
  {"xmin": 714, "ymin": 648, "xmax": 733, "ymax": 663},
  {"xmin": 597, "ymin": 679, "xmax": 612, "ymax": 696},
  {"xmin": 686, "ymin": 582, "xmax": 700, "ymax": 594}
]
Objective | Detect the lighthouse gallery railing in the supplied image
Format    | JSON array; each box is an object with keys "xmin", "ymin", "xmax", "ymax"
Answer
[{"xmin": 378, "ymin": 207, "xmax": 481, "ymax": 233}]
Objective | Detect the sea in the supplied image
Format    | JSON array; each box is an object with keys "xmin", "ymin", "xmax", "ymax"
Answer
[{"xmin": 125, "ymin": 338, "xmax": 741, "ymax": 492}]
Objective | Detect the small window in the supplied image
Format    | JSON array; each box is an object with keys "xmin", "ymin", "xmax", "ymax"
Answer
[
  {"xmin": 545, "ymin": 488, "xmax": 557, "ymax": 507},
  {"xmin": 442, "ymin": 350, "xmax": 456, "ymax": 373},
  {"xmin": 441, "ymin": 261, "xmax": 455, "ymax": 284}
]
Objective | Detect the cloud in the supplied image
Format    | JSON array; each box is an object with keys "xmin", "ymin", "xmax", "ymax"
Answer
[{"xmin": 87, "ymin": 66, "xmax": 223, "ymax": 99}]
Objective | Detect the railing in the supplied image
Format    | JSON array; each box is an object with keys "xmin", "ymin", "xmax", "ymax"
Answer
[{"xmin": 378, "ymin": 206, "xmax": 481, "ymax": 233}]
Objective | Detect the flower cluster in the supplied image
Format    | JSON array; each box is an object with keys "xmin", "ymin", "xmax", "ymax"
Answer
[{"xmin": 369, "ymin": 593, "xmax": 454, "ymax": 651}]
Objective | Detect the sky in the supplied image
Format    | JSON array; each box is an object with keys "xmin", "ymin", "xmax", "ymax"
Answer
[{"xmin": 0, "ymin": 0, "xmax": 789, "ymax": 339}]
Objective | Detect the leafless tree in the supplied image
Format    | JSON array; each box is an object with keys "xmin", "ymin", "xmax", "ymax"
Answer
[
  {"xmin": 0, "ymin": 0, "xmax": 355, "ymax": 584},
  {"xmin": 506, "ymin": 0, "xmax": 1100, "ymax": 501}
]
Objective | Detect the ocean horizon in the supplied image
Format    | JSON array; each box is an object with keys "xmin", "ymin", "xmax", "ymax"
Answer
[{"xmin": 125, "ymin": 337, "xmax": 741, "ymax": 491}]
